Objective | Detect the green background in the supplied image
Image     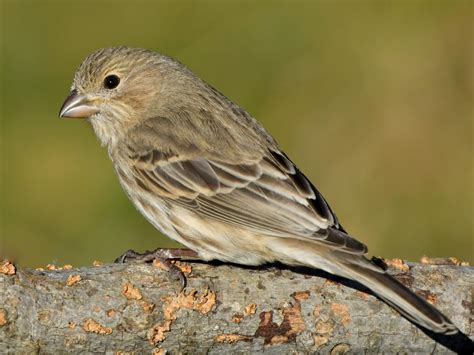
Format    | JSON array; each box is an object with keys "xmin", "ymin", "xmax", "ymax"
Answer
[{"xmin": 1, "ymin": 1, "xmax": 472, "ymax": 268}]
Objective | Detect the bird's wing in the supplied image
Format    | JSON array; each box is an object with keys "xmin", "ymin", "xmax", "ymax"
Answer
[{"xmin": 121, "ymin": 133, "xmax": 367, "ymax": 255}]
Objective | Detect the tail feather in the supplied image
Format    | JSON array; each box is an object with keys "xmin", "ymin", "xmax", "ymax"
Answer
[{"xmin": 344, "ymin": 260, "xmax": 459, "ymax": 335}]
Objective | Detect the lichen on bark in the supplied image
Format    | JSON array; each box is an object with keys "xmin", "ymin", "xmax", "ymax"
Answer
[{"xmin": 0, "ymin": 259, "xmax": 472, "ymax": 353}]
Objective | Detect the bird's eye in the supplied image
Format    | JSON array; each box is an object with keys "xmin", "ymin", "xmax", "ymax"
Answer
[{"xmin": 104, "ymin": 75, "xmax": 120, "ymax": 89}]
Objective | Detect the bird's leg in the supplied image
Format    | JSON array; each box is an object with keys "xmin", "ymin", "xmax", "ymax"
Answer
[
  {"xmin": 114, "ymin": 247, "xmax": 199, "ymax": 263},
  {"xmin": 114, "ymin": 248, "xmax": 199, "ymax": 290},
  {"xmin": 151, "ymin": 248, "xmax": 200, "ymax": 260}
]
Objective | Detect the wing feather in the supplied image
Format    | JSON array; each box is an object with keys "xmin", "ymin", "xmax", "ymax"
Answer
[{"xmin": 126, "ymin": 146, "xmax": 367, "ymax": 254}]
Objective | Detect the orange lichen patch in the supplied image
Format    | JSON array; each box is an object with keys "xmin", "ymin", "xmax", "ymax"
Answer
[
  {"xmin": 152, "ymin": 259, "xmax": 168, "ymax": 271},
  {"xmin": 244, "ymin": 303, "xmax": 257, "ymax": 316},
  {"xmin": 151, "ymin": 349, "xmax": 166, "ymax": 355},
  {"xmin": 355, "ymin": 290, "xmax": 370, "ymax": 300},
  {"xmin": 269, "ymin": 335, "xmax": 290, "ymax": 344},
  {"xmin": 323, "ymin": 279, "xmax": 340, "ymax": 287},
  {"xmin": 171, "ymin": 260, "xmax": 192, "ymax": 274},
  {"xmin": 385, "ymin": 258, "xmax": 409, "ymax": 272},
  {"xmin": 232, "ymin": 313, "xmax": 244, "ymax": 324},
  {"xmin": 255, "ymin": 291, "xmax": 309, "ymax": 345},
  {"xmin": 420, "ymin": 256, "xmax": 470, "ymax": 266},
  {"xmin": 330, "ymin": 303, "xmax": 351, "ymax": 326},
  {"xmin": 195, "ymin": 288, "xmax": 217, "ymax": 314},
  {"xmin": 0, "ymin": 309, "xmax": 8, "ymax": 326},
  {"xmin": 106, "ymin": 309, "xmax": 117, "ymax": 317},
  {"xmin": 93, "ymin": 260, "xmax": 103, "ymax": 267},
  {"xmin": 0, "ymin": 260, "xmax": 16, "ymax": 275},
  {"xmin": 416, "ymin": 290, "xmax": 438, "ymax": 305},
  {"xmin": 142, "ymin": 301, "xmax": 155, "ymax": 313},
  {"xmin": 421, "ymin": 255, "xmax": 440, "ymax": 265},
  {"xmin": 282, "ymin": 304, "xmax": 305, "ymax": 334},
  {"xmin": 426, "ymin": 294, "xmax": 437, "ymax": 305},
  {"xmin": 149, "ymin": 288, "xmax": 217, "ymax": 344},
  {"xmin": 40, "ymin": 264, "xmax": 73, "ymax": 271},
  {"xmin": 82, "ymin": 318, "xmax": 112, "ymax": 335},
  {"xmin": 54, "ymin": 264, "xmax": 73, "ymax": 270},
  {"xmin": 214, "ymin": 334, "xmax": 253, "ymax": 343},
  {"xmin": 449, "ymin": 257, "xmax": 470, "ymax": 266},
  {"xmin": 292, "ymin": 290, "xmax": 310, "ymax": 301},
  {"xmin": 122, "ymin": 282, "xmax": 143, "ymax": 300},
  {"xmin": 448, "ymin": 257, "xmax": 461, "ymax": 265},
  {"xmin": 68, "ymin": 321, "xmax": 76, "ymax": 329},
  {"xmin": 148, "ymin": 322, "xmax": 169, "ymax": 344},
  {"xmin": 161, "ymin": 291, "xmax": 195, "ymax": 321},
  {"xmin": 420, "ymin": 255, "xmax": 432, "ymax": 264},
  {"xmin": 66, "ymin": 274, "xmax": 81, "ymax": 287}
]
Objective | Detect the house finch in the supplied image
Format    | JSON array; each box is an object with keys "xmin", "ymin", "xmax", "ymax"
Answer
[{"xmin": 60, "ymin": 46, "xmax": 458, "ymax": 335}]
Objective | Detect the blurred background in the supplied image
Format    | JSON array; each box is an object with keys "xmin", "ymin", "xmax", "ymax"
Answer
[{"xmin": 1, "ymin": 1, "xmax": 472, "ymax": 268}]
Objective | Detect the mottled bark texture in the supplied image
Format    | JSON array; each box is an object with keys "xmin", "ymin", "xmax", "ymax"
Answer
[{"xmin": 0, "ymin": 259, "xmax": 472, "ymax": 354}]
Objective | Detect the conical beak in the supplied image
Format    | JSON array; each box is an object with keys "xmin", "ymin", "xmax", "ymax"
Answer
[{"xmin": 59, "ymin": 89, "xmax": 99, "ymax": 119}]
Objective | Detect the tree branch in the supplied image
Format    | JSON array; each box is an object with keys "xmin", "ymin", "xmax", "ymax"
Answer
[{"xmin": 0, "ymin": 258, "xmax": 472, "ymax": 353}]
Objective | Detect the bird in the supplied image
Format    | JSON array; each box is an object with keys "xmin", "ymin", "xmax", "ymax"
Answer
[{"xmin": 59, "ymin": 46, "xmax": 459, "ymax": 336}]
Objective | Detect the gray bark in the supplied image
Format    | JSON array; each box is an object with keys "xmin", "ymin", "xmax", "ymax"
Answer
[{"xmin": 0, "ymin": 259, "xmax": 472, "ymax": 354}]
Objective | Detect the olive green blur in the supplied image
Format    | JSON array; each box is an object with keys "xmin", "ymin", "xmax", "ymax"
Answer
[{"xmin": 1, "ymin": 1, "xmax": 472, "ymax": 267}]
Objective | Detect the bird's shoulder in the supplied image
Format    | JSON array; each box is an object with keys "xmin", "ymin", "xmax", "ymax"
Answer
[{"xmin": 116, "ymin": 107, "xmax": 275, "ymax": 163}]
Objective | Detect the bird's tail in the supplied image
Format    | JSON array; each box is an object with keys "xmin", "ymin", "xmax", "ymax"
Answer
[{"xmin": 339, "ymin": 257, "xmax": 459, "ymax": 335}]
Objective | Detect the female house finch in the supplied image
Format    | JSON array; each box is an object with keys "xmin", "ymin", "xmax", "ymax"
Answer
[{"xmin": 60, "ymin": 46, "xmax": 458, "ymax": 336}]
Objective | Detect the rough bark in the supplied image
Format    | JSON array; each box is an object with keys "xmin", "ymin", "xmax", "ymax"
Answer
[{"xmin": 0, "ymin": 259, "xmax": 472, "ymax": 354}]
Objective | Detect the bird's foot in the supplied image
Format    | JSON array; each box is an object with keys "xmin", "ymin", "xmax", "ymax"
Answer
[
  {"xmin": 114, "ymin": 248, "xmax": 199, "ymax": 290},
  {"xmin": 114, "ymin": 247, "xmax": 199, "ymax": 263}
]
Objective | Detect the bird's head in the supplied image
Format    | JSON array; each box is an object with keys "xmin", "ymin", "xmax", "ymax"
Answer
[{"xmin": 59, "ymin": 46, "xmax": 191, "ymax": 147}]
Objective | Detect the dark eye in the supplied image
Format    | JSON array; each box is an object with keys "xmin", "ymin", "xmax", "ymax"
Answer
[{"xmin": 104, "ymin": 75, "xmax": 120, "ymax": 89}]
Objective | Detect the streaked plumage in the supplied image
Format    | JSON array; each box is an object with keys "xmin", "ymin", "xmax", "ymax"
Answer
[{"xmin": 60, "ymin": 46, "xmax": 460, "ymax": 336}]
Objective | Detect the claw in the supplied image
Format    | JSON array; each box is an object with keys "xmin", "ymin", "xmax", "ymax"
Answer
[
  {"xmin": 114, "ymin": 248, "xmax": 197, "ymax": 290},
  {"xmin": 114, "ymin": 249, "xmax": 143, "ymax": 263},
  {"xmin": 169, "ymin": 262, "xmax": 187, "ymax": 290}
]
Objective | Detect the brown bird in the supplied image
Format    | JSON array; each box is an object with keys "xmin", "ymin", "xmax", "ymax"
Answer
[{"xmin": 60, "ymin": 46, "xmax": 459, "ymax": 335}]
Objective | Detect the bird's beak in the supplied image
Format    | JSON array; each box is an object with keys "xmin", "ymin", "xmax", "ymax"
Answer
[{"xmin": 59, "ymin": 89, "xmax": 99, "ymax": 119}]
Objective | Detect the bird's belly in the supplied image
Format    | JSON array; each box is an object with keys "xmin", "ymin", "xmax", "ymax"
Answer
[
  {"xmin": 165, "ymin": 205, "xmax": 280, "ymax": 265},
  {"xmin": 123, "ymin": 187, "xmax": 268, "ymax": 264}
]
